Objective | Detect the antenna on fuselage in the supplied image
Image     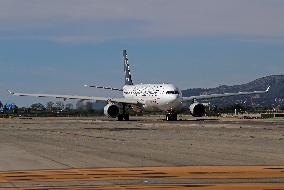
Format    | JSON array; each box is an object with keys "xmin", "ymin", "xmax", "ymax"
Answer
[{"xmin": 123, "ymin": 50, "xmax": 133, "ymax": 86}]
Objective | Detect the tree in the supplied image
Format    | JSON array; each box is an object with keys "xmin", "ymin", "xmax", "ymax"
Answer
[
  {"xmin": 46, "ymin": 101, "xmax": 54, "ymax": 111},
  {"xmin": 65, "ymin": 103, "xmax": 74, "ymax": 110},
  {"xmin": 76, "ymin": 100, "xmax": 84, "ymax": 110},
  {"xmin": 30, "ymin": 103, "xmax": 45, "ymax": 111},
  {"xmin": 76, "ymin": 101, "xmax": 93, "ymax": 111},
  {"xmin": 85, "ymin": 102, "xmax": 93, "ymax": 112},
  {"xmin": 55, "ymin": 101, "xmax": 64, "ymax": 110}
]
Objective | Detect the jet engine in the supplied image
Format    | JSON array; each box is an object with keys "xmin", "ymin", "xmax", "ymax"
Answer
[
  {"xmin": 104, "ymin": 104, "xmax": 120, "ymax": 118},
  {"xmin": 189, "ymin": 103, "xmax": 206, "ymax": 117}
]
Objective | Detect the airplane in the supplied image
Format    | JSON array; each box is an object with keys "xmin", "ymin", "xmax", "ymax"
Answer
[{"xmin": 8, "ymin": 50, "xmax": 270, "ymax": 121}]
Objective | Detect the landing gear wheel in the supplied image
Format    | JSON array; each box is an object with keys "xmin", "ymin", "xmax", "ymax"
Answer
[
  {"xmin": 166, "ymin": 114, "xmax": 170, "ymax": 121},
  {"xmin": 172, "ymin": 114, "xmax": 177, "ymax": 121},
  {"xmin": 123, "ymin": 114, "xmax": 129, "ymax": 121},
  {"xmin": 166, "ymin": 113, "xmax": 177, "ymax": 121},
  {"xmin": 117, "ymin": 114, "xmax": 130, "ymax": 121},
  {"xmin": 117, "ymin": 114, "xmax": 124, "ymax": 121}
]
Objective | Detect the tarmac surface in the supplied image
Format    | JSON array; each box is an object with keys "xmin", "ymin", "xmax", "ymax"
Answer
[{"xmin": 0, "ymin": 116, "xmax": 283, "ymax": 189}]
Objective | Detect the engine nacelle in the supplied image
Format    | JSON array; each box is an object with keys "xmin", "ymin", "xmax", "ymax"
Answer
[
  {"xmin": 189, "ymin": 103, "xmax": 206, "ymax": 117},
  {"xmin": 104, "ymin": 104, "xmax": 120, "ymax": 118}
]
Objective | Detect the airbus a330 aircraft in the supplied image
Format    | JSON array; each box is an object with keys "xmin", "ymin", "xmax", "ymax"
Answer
[{"xmin": 9, "ymin": 50, "xmax": 270, "ymax": 121}]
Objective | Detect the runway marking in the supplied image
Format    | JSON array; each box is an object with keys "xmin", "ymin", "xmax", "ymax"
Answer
[{"xmin": 0, "ymin": 166, "xmax": 283, "ymax": 189}]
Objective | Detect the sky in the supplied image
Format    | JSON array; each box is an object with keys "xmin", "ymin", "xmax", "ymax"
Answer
[{"xmin": 0, "ymin": 0, "xmax": 284, "ymax": 106}]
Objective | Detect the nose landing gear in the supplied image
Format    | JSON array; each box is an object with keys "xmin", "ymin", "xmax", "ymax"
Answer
[{"xmin": 166, "ymin": 113, "xmax": 177, "ymax": 121}]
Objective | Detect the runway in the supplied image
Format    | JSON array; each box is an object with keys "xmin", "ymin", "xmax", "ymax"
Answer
[{"xmin": 1, "ymin": 166, "xmax": 284, "ymax": 189}]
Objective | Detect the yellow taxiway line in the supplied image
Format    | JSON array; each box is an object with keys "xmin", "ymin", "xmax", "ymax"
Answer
[{"xmin": 0, "ymin": 166, "xmax": 283, "ymax": 189}]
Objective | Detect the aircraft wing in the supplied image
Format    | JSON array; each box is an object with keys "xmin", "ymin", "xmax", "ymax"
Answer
[
  {"xmin": 182, "ymin": 86, "xmax": 270, "ymax": 101},
  {"xmin": 8, "ymin": 90, "xmax": 140, "ymax": 104}
]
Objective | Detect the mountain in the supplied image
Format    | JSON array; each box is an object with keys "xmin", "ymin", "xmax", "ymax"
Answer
[{"xmin": 182, "ymin": 75, "xmax": 284, "ymax": 106}]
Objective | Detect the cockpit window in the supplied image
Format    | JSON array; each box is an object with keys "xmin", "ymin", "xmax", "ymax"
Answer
[{"xmin": 166, "ymin": 91, "xmax": 179, "ymax": 94}]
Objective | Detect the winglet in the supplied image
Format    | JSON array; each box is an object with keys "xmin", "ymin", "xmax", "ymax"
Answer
[
  {"xmin": 266, "ymin": 86, "xmax": 271, "ymax": 92},
  {"xmin": 7, "ymin": 90, "xmax": 14, "ymax": 95}
]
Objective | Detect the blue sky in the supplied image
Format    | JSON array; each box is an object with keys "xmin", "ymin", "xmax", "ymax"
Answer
[{"xmin": 0, "ymin": 0, "xmax": 284, "ymax": 106}]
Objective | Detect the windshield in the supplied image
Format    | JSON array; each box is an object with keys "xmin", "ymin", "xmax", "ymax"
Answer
[{"xmin": 166, "ymin": 91, "xmax": 179, "ymax": 94}]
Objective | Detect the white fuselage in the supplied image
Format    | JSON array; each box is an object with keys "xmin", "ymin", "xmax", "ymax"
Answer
[{"xmin": 123, "ymin": 84, "xmax": 184, "ymax": 112}]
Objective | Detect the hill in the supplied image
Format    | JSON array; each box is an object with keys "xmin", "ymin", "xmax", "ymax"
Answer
[{"xmin": 182, "ymin": 75, "xmax": 284, "ymax": 106}]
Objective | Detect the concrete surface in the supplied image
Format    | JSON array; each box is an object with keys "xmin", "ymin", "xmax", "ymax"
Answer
[
  {"xmin": 0, "ymin": 116, "xmax": 283, "ymax": 171},
  {"xmin": 0, "ymin": 116, "xmax": 284, "ymax": 189}
]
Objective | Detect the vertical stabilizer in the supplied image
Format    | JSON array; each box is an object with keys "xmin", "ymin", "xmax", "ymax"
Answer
[{"xmin": 123, "ymin": 50, "xmax": 133, "ymax": 85}]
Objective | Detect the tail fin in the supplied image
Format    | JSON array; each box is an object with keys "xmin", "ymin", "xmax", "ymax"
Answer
[{"xmin": 123, "ymin": 50, "xmax": 133, "ymax": 85}]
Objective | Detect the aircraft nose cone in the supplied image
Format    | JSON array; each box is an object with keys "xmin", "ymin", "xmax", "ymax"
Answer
[{"xmin": 169, "ymin": 95, "xmax": 179, "ymax": 102}]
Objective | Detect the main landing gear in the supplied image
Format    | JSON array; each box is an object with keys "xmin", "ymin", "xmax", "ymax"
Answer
[
  {"xmin": 117, "ymin": 104, "xmax": 130, "ymax": 121},
  {"xmin": 117, "ymin": 114, "xmax": 129, "ymax": 121},
  {"xmin": 166, "ymin": 113, "xmax": 178, "ymax": 121}
]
